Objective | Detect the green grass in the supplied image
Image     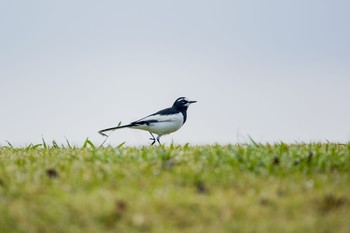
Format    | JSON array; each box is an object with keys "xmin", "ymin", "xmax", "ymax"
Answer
[{"xmin": 1, "ymin": 143, "xmax": 350, "ymax": 233}]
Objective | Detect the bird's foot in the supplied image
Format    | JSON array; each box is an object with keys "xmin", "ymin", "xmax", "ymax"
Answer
[
  {"xmin": 149, "ymin": 137, "xmax": 156, "ymax": 145},
  {"xmin": 149, "ymin": 132, "xmax": 157, "ymax": 146}
]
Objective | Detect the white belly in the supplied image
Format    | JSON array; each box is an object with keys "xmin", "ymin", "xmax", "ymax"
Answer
[{"xmin": 132, "ymin": 113, "xmax": 184, "ymax": 135}]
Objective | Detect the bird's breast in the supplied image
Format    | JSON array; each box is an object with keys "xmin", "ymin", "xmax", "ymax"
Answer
[{"xmin": 132, "ymin": 113, "xmax": 184, "ymax": 135}]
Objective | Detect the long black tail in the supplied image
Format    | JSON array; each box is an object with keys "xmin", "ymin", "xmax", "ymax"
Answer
[{"xmin": 98, "ymin": 124, "xmax": 132, "ymax": 137}]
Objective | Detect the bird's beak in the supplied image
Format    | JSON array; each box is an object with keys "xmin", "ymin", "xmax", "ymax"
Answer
[{"xmin": 189, "ymin": 100, "xmax": 197, "ymax": 104}]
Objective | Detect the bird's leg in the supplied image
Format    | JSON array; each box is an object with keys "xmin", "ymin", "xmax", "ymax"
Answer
[
  {"xmin": 149, "ymin": 132, "xmax": 156, "ymax": 145},
  {"xmin": 156, "ymin": 135, "xmax": 161, "ymax": 145}
]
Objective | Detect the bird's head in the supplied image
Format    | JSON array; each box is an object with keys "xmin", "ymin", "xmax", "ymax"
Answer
[{"xmin": 173, "ymin": 97, "xmax": 197, "ymax": 109}]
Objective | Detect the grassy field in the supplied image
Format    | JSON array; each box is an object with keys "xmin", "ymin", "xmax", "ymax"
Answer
[{"xmin": 0, "ymin": 142, "xmax": 349, "ymax": 233}]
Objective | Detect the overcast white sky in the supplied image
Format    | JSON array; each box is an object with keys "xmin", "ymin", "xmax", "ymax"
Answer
[{"xmin": 1, "ymin": 0, "xmax": 349, "ymax": 146}]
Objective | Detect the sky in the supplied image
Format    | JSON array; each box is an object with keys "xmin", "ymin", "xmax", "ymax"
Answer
[{"xmin": 1, "ymin": 0, "xmax": 349, "ymax": 146}]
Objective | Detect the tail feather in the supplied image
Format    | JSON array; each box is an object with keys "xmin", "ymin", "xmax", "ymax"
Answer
[{"xmin": 98, "ymin": 124, "xmax": 131, "ymax": 136}]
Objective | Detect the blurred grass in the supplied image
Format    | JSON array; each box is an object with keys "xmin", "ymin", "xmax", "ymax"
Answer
[{"xmin": 0, "ymin": 143, "xmax": 349, "ymax": 233}]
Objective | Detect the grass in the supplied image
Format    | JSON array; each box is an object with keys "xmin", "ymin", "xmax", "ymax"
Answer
[{"xmin": 0, "ymin": 142, "xmax": 350, "ymax": 233}]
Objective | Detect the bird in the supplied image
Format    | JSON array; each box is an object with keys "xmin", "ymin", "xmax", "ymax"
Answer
[{"xmin": 98, "ymin": 97, "xmax": 197, "ymax": 145}]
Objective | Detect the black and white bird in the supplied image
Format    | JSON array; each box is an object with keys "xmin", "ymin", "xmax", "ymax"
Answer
[{"xmin": 98, "ymin": 97, "xmax": 197, "ymax": 145}]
